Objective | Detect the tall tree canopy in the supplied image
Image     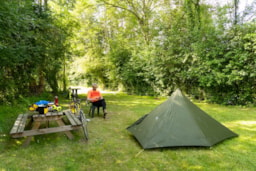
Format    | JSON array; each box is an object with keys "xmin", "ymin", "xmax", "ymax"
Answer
[
  {"xmin": 0, "ymin": 0, "xmax": 255, "ymax": 105},
  {"xmin": 68, "ymin": 0, "xmax": 256, "ymax": 105},
  {"xmin": 0, "ymin": 0, "xmax": 75, "ymax": 103}
]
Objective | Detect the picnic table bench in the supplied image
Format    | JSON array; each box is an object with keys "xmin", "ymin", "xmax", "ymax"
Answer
[{"xmin": 10, "ymin": 110, "xmax": 83, "ymax": 146}]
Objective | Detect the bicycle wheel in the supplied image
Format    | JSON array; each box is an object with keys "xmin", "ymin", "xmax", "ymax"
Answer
[{"xmin": 79, "ymin": 110, "xmax": 89, "ymax": 140}]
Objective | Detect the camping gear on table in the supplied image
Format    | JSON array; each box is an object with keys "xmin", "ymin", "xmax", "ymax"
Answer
[
  {"xmin": 51, "ymin": 104, "xmax": 62, "ymax": 112},
  {"xmin": 29, "ymin": 100, "xmax": 50, "ymax": 112},
  {"xmin": 29, "ymin": 99, "xmax": 62, "ymax": 113},
  {"xmin": 35, "ymin": 100, "xmax": 50, "ymax": 114},
  {"xmin": 54, "ymin": 96, "xmax": 59, "ymax": 106},
  {"xmin": 37, "ymin": 104, "xmax": 48, "ymax": 114},
  {"xmin": 127, "ymin": 89, "xmax": 238, "ymax": 149},
  {"xmin": 29, "ymin": 104, "xmax": 38, "ymax": 111}
]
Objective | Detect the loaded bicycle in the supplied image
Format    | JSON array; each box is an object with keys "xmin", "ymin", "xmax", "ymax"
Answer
[{"xmin": 69, "ymin": 87, "xmax": 89, "ymax": 140}]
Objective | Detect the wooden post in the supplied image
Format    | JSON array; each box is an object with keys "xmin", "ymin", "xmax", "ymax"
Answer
[
  {"xmin": 22, "ymin": 121, "xmax": 41, "ymax": 147},
  {"xmin": 56, "ymin": 119, "xmax": 74, "ymax": 140}
]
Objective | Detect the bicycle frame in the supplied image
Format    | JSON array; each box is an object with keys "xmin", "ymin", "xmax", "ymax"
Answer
[{"xmin": 69, "ymin": 88, "xmax": 89, "ymax": 140}]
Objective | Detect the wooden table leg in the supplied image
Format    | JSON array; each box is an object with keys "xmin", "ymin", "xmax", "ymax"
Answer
[
  {"xmin": 56, "ymin": 119, "xmax": 74, "ymax": 139},
  {"xmin": 23, "ymin": 121, "xmax": 41, "ymax": 147}
]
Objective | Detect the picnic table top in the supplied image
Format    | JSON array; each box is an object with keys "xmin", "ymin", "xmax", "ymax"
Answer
[{"xmin": 10, "ymin": 110, "xmax": 82, "ymax": 139}]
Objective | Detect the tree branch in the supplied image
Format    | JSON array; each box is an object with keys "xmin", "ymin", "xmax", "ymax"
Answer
[{"xmin": 99, "ymin": 0, "xmax": 143, "ymax": 24}]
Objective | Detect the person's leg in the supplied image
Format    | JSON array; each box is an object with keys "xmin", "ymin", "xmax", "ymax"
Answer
[
  {"xmin": 100, "ymin": 99, "xmax": 106, "ymax": 110},
  {"xmin": 95, "ymin": 99, "xmax": 107, "ymax": 118},
  {"xmin": 101, "ymin": 99, "xmax": 107, "ymax": 118},
  {"xmin": 92, "ymin": 101, "xmax": 100, "ymax": 117},
  {"xmin": 90, "ymin": 105, "xmax": 96, "ymax": 118},
  {"xmin": 92, "ymin": 99, "xmax": 107, "ymax": 118}
]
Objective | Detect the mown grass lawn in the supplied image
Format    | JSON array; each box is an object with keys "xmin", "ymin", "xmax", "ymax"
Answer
[{"xmin": 0, "ymin": 92, "xmax": 255, "ymax": 171}]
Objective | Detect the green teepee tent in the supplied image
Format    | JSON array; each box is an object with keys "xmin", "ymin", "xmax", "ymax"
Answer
[{"xmin": 127, "ymin": 89, "xmax": 238, "ymax": 149}]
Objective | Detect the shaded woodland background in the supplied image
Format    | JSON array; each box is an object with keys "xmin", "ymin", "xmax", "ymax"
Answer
[{"xmin": 0, "ymin": 0, "xmax": 256, "ymax": 105}]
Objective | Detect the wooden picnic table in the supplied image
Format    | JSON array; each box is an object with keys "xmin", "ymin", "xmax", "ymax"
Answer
[{"xmin": 10, "ymin": 110, "xmax": 83, "ymax": 146}]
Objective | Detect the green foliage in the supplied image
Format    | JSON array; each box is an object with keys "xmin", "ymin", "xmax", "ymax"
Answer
[
  {"xmin": 0, "ymin": 0, "xmax": 75, "ymax": 103},
  {"xmin": 1, "ymin": 0, "xmax": 256, "ymax": 105},
  {"xmin": 188, "ymin": 22, "xmax": 256, "ymax": 105},
  {"xmin": 69, "ymin": 0, "xmax": 256, "ymax": 105}
]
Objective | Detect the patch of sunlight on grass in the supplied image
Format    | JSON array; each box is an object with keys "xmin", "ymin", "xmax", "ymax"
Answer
[
  {"xmin": 236, "ymin": 134, "xmax": 256, "ymax": 143},
  {"xmin": 0, "ymin": 134, "xmax": 7, "ymax": 143},
  {"xmin": 235, "ymin": 120, "xmax": 256, "ymax": 126},
  {"xmin": 228, "ymin": 120, "xmax": 256, "ymax": 131},
  {"xmin": 0, "ymin": 134, "xmax": 6, "ymax": 137},
  {"xmin": 188, "ymin": 165, "xmax": 203, "ymax": 170},
  {"xmin": 16, "ymin": 140, "xmax": 22, "ymax": 145},
  {"xmin": 110, "ymin": 99, "xmax": 164, "ymax": 108},
  {"xmin": 181, "ymin": 161, "xmax": 190, "ymax": 170},
  {"xmin": 61, "ymin": 104, "xmax": 70, "ymax": 108}
]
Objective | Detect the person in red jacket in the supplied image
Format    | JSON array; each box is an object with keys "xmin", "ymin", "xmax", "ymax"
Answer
[{"xmin": 87, "ymin": 83, "xmax": 107, "ymax": 118}]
